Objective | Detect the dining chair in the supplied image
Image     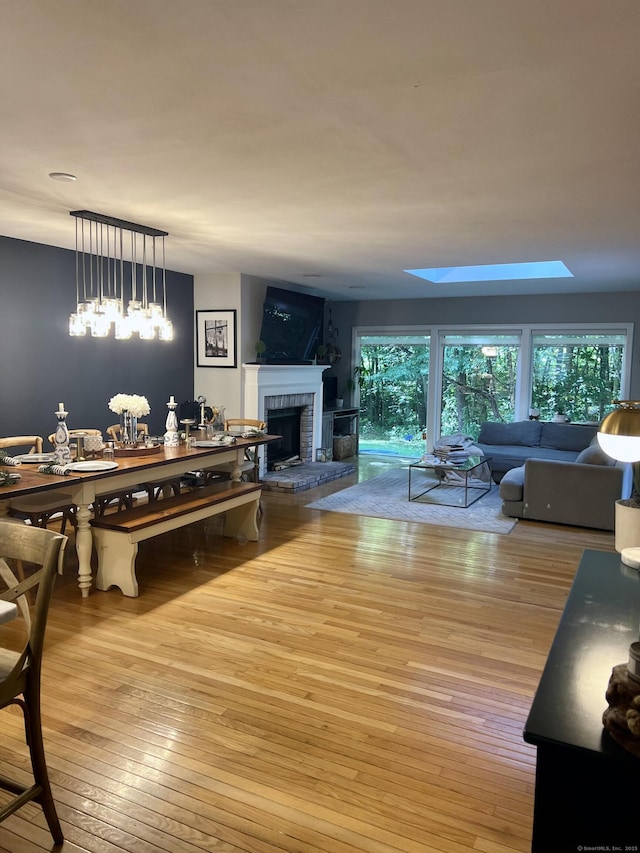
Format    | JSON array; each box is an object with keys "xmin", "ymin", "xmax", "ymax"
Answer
[
  {"xmin": 0, "ymin": 520, "xmax": 67, "ymax": 845},
  {"xmin": 2, "ymin": 437, "xmax": 76, "ymax": 536},
  {"xmin": 106, "ymin": 422, "xmax": 149, "ymax": 443},
  {"xmin": 206, "ymin": 419, "xmax": 266, "ymax": 484},
  {"xmin": 104, "ymin": 423, "xmax": 182, "ymax": 506},
  {"xmin": 57, "ymin": 428, "xmax": 143, "ymax": 516},
  {"xmin": 0, "ymin": 436, "xmax": 43, "ymax": 456},
  {"xmin": 47, "ymin": 427, "xmax": 102, "ymax": 456}
]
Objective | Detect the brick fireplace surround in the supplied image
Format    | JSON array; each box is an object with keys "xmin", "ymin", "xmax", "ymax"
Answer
[
  {"xmin": 243, "ymin": 363, "xmax": 355, "ymax": 492},
  {"xmin": 243, "ymin": 364, "xmax": 326, "ymax": 474}
]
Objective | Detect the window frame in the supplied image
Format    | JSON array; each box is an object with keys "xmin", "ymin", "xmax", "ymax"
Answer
[{"xmin": 353, "ymin": 323, "xmax": 632, "ymax": 447}]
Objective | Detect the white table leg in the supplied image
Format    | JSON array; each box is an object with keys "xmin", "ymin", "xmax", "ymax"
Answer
[{"xmin": 75, "ymin": 502, "xmax": 93, "ymax": 597}]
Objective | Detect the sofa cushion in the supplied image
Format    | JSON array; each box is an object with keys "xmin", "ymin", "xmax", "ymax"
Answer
[
  {"xmin": 575, "ymin": 444, "xmax": 615, "ymax": 466},
  {"xmin": 499, "ymin": 466, "xmax": 525, "ymax": 501},
  {"xmin": 478, "ymin": 444, "xmax": 579, "ymax": 465},
  {"xmin": 477, "ymin": 420, "xmax": 541, "ymax": 447},
  {"xmin": 539, "ymin": 422, "xmax": 597, "ymax": 452}
]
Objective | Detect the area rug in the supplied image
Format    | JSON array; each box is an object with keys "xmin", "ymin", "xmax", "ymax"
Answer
[{"xmin": 304, "ymin": 471, "xmax": 517, "ymax": 534}]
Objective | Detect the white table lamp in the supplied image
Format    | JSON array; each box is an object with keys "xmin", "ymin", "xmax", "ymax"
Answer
[{"xmin": 598, "ymin": 401, "xmax": 640, "ymax": 567}]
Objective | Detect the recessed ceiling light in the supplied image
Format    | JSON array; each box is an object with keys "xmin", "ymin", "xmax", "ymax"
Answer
[
  {"xmin": 49, "ymin": 172, "xmax": 77, "ymax": 182},
  {"xmin": 302, "ymin": 274, "xmax": 322, "ymax": 278},
  {"xmin": 404, "ymin": 260, "xmax": 574, "ymax": 283}
]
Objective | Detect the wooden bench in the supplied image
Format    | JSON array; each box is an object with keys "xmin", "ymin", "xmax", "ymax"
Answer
[{"xmin": 90, "ymin": 481, "xmax": 262, "ymax": 597}]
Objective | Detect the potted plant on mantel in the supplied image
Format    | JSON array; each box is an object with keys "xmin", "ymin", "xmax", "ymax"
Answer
[
  {"xmin": 255, "ymin": 340, "xmax": 267, "ymax": 364},
  {"xmin": 336, "ymin": 363, "xmax": 369, "ymax": 408}
]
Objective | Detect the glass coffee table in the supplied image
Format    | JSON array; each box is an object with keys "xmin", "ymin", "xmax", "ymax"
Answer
[{"xmin": 408, "ymin": 455, "xmax": 493, "ymax": 508}]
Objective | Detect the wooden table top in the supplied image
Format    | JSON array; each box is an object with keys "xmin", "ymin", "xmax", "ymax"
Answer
[{"xmin": 0, "ymin": 435, "xmax": 280, "ymax": 499}]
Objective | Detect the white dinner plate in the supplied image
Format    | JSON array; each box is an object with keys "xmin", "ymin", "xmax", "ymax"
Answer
[
  {"xmin": 66, "ymin": 461, "xmax": 119, "ymax": 472},
  {"xmin": 193, "ymin": 437, "xmax": 236, "ymax": 447},
  {"xmin": 13, "ymin": 453, "xmax": 56, "ymax": 463}
]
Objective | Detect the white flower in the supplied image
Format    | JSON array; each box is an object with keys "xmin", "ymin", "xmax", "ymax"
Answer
[{"xmin": 108, "ymin": 394, "xmax": 151, "ymax": 418}]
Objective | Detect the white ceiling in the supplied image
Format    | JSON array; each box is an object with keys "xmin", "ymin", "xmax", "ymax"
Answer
[{"xmin": 2, "ymin": 0, "xmax": 640, "ymax": 301}]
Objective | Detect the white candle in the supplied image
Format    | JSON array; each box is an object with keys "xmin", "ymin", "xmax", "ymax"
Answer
[
  {"xmin": 58, "ymin": 403, "xmax": 64, "ymax": 412},
  {"xmin": 169, "ymin": 395, "xmax": 175, "ymax": 404}
]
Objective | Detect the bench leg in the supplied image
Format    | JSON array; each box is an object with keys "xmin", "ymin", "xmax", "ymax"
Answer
[
  {"xmin": 223, "ymin": 498, "xmax": 260, "ymax": 541},
  {"xmin": 93, "ymin": 529, "xmax": 140, "ymax": 597}
]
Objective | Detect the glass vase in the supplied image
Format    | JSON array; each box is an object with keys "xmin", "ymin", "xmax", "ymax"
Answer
[{"xmin": 120, "ymin": 410, "xmax": 138, "ymax": 445}]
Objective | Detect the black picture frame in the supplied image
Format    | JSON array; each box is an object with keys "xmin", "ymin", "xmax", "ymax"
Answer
[{"xmin": 196, "ymin": 309, "xmax": 237, "ymax": 368}]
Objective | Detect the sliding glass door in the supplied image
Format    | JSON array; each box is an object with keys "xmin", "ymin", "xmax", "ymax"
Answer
[{"xmin": 357, "ymin": 333, "xmax": 430, "ymax": 457}]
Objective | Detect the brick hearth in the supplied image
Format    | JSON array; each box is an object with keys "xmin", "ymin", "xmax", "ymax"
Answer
[{"xmin": 261, "ymin": 461, "xmax": 356, "ymax": 493}]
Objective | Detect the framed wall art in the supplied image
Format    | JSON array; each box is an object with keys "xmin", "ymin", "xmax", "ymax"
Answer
[{"xmin": 196, "ymin": 309, "xmax": 237, "ymax": 368}]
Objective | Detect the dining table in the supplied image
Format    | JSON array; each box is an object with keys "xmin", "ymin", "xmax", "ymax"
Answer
[{"xmin": 0, "ymin": 436, "xmax": 279, "ymax": 597}]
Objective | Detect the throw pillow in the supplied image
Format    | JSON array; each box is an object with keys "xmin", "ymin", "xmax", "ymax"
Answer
[
  {"xmin": 575, "ymin": 444, "xmax": 615, "ymax": 466},
  {"xmin": 477, "ymin": 420, "xmax": 542, "ymax": 447},
  {"xmin": 539, "ymin": 422, "xmax": 597, "ymax": 451}
]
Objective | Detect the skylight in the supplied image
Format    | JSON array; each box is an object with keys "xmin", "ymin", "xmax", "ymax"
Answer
[{"xmin": 404, "ymin": 261, "xmax": 574, "ymax": 283}]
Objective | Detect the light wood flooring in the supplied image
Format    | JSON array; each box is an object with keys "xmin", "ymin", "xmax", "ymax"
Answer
[{"xmin": 0, "ymin": 456, "xmax": 616, "ymax": 853}]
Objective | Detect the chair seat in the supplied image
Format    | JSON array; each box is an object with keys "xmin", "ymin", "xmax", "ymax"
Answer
[
  {"xmin": 0, "ymin": 647, "xmax": 20, "ymax": 681},
  {"xmin": 9, "ymin": 490, "xmax": 75, "ymax": 514},
  {"xmin": 9, "ymin": 490, "xmax": 77, "ymax": 536}
]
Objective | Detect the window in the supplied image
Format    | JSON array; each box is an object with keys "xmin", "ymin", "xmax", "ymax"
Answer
[
  {"xmin": 531, "ymin": 331, "xmax": 627, "ymax": 423},
  {"xmin": 440, "ymin": 334, "xmax": 520, "ymax": 436},
  {"xmin": 353, "ymin": 323, "xmax": 631, "ymax": 451}
]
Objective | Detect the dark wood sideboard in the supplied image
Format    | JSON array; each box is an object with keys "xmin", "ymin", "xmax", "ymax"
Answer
[{"xmin": 524, "ymin": 548, "xmax": 640, "ymax": 851}]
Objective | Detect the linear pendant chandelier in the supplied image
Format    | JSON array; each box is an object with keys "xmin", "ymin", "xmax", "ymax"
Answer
[{"xmin": 68, "ymin": 210, "xmax": 173, "ymax": 341}]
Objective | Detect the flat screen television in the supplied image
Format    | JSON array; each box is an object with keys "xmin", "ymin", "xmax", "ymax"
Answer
[{"xmin": 259, "ymin": 286, "xmax": 325, "ymax": 363}]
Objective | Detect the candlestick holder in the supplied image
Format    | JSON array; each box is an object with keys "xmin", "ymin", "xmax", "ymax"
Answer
[
  {"xmin": 180, "ymin": 418, "xmax": 196, "ymax": 445},
  {"xmin": 53, "ymin": 406, "xmax": 72, "ymax": 465}
]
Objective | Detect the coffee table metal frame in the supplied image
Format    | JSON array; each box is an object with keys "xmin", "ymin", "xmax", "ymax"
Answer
[{"xmin": 408, "ymin": 455, "xmax": 493, "ymax": 508}]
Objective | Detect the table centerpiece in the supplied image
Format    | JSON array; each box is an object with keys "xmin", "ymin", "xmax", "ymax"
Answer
[{"xmin": 108, "ymin": 393, "xmax": 151, "ymax": 447}]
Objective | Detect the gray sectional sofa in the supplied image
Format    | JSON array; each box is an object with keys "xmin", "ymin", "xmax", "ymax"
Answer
[
  {"xmin": 474, "ymin": 419, "xmax": 631, "ymax": 530},
  {"xmin": 499, "ymin": 455, "xmax": 629, "ymax": 530},
  {"xmin": 475, "ymin": 419, "xmax": 598, "ymax": 482}
]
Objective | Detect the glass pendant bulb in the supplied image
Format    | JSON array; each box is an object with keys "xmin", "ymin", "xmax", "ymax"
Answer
[
  {"xmin": 102, "ymin": 298, "xmax": 121, "ymax": 323},
  {"xmin": 159, "ymin": 318, "xmax": 174, "ymax": 341},
  {"xmin": 68, "ymin": 313, "xmax": 87, "ymax": 336},
  {"xmin": 115, "ymin": 314, "xmax": 133, "ymax": 340},
  {"xmin": 148, "ymin": 302, "xmax": 164, "ymax": 325},
  {"xmin": 138, "ymin": 313, "xmax": 156, "ymax": 340},
  {"xmin": 91, "ymin": 311, "xmax": 110, "ymax": 338}
]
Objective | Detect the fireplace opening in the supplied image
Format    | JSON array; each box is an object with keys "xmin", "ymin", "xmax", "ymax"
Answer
[{"xmin": 267, "ymin": 407, "xmax": 302, "ymax": 468}]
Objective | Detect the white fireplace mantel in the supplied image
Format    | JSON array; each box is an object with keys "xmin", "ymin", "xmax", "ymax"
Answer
[{"xmin": 243, "ymin": 363, "xmax": 328, "ymax": 465}]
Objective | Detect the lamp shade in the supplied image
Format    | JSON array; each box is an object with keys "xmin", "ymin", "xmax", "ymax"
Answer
[{"xmin": 597, "ymin": 401, "xmax": 640, "ymax": 462}]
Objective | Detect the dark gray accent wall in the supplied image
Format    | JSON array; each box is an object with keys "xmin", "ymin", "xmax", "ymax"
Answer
[
  {"xmin": 327, "ymin": 290, "xmax": 640, "ymax": 397},
  {"xmin": 0, "ymin": 235, "xmax": 194, "ymax": 441}
]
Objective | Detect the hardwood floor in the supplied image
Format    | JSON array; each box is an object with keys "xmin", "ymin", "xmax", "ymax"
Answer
[{"xmin": 0, "ymin": 457, "xmax": 616, "ymax": 852}]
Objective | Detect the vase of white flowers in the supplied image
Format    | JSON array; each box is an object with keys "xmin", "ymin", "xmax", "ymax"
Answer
[{"xmin": 108, "ymin": 394, "xmax": 150, "ymax": 445}]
